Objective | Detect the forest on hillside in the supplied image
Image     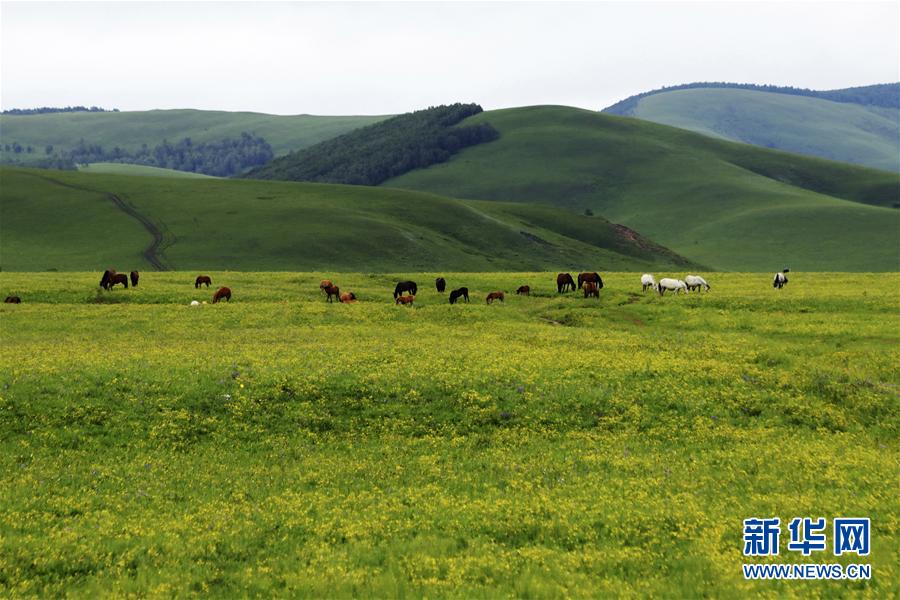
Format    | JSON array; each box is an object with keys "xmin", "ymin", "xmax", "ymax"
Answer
[
  {"xmin": 603, "ymin": 82, "xmax": 900, "ymax": 115},
  {"xmin": 244, "ymin": 103, "xmax": 499, "ymax": 185}
]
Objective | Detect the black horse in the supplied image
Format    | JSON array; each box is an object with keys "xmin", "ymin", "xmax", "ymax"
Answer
[
  {"xmin": 108, "ymin": 273, "xmax": 129, "ymax": 289},
  {"xmin": 4, "ymin": 295, "xmax": 21, "ymax": 304},
  {"xmin": 435, "ymin": 277, "xmax": 446, "ymax": 293},
  {"xmin": 130, "ymin": 271, "xmax": 140, "ymax": 287},
  {"xmin": 394, "ymin": 280, "xmax": 418, "ymax": 299},
  {"xmin": 449, "ymin": 287, "xmax": 469, "ymax": 304}
]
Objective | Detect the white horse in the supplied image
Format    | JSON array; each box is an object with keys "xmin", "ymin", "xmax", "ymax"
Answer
[
  {"xmin": 656, "ymin": 278, "xmax": 687, "ymax": 295},
  {"xmin": 773, "ymin": 269, "xmax": 790, "ymax": 289},
  {"xmin": 685, "ymin": 275, "xmax": 710, "ymax": 292},
  {"xmin": 641, "ymin": 274, "xmax": 656, "ymax": 292}
]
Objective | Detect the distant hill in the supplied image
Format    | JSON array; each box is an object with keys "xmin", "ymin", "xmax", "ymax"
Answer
[
  {"xmin": 77, "ymin": 163, "xmax": 216, "ymax": 178},
  {"xmin": 0, "ymin": 109, "xmax": 389, "ymax": 168},
  {"xmin": 0, "ymin": 167, "xmax": 698, "ymax": 272},
  {"xmin": 602, "ymin": 83, "xmax": 900, "ymax": 171},
  {"xmin": 245, "ymin": 104, "xmax": 499, "ymax": 185},
  {"xmin": 386, "ymin": 106, "xmax": 900, "ymax": 271}
]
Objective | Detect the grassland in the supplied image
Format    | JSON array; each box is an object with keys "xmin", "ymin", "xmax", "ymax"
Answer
[
  {"xmin": 0, "ymin": 167, "xmax": 697, "ymax": 272},
  {"xmin": 77, "ymin": 163, "xmax": 216, "ymax": 178},
  {"xmin": 627, "ymin": 88, "xmax": 900, "ymax": 172},
  {"xmin": 387, "ymin": 106, "xmax": 900, "ymax": 272},
  {"xmin": 0, "ymin": 271, "xmax": 896, "ymax": 597},
  {"xmin": 0, "ymin": 109, "xmax": 388, "ymax": 164}
]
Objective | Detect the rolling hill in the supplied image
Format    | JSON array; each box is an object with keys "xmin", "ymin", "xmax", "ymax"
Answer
[
  {"xmin": 385, "ymin": 106, "xmax": 900, "ymax": 271},
  {"xmin": 0, "ymin": 109, "xmax": 388, "ymax": 166},
  {"xmin": 0, "ymin": 167, "xmax": 698, "ymax": 272},
  {"xmin": 77, "ymin": 163, "xmax": 216, "ymax": 178},
  {"xmin": 603, "ymin": 87, "xmax": 900, "ymax": 172}
]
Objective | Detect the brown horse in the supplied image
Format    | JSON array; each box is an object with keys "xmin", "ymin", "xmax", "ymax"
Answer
[
  {"xmin": 320, "ymin": 279, "xmax": 334, "ymax": 293},
  {"xmin": 556, "ymin": 273, "xmax": 576, "ymax": 293},
  {"xmin": 4, "ymin": 295, "xmax": 21, "ymax": 304},
  {"xmin": 195, "ymin": 275, "xmax": 212, "ymax": 288},
  {"xmin": 396, "ymin": 295, "xmax": 415, "ymax": 306},
  {"xmin": 339, "ymin": 292, "xmax": 357, "ymax": 304},
  {"xmin": 212, "ymin": 287, "xmax": 232, "ymax": 303},
  {"xmin": 324, "ymin": 285, "xmax": 340, "ymax": 303},
  {"xmin": 516, "ymin": 285, "xmax": 530, "ymax": 296},
  {"xmin": 578, "ymin": 272, "xmax": 604, "ymax": 290},
  {"xmin": 108, "ymin": 273, "xmax": 129, "ymax": 289},
  {"xmin": 435, "ymin": 277, "xmax": 446, "ymax": 293},
  {"xmin": 130, "ymin": 271, "xmax": 139, "ymax": 287},
  {"xmin": 486, "ymin": 291, "xmax": 505, "ymax": 304},
  {"xmin": 583, "ymin": 281, "xmax": 600, "ymax": 298}
]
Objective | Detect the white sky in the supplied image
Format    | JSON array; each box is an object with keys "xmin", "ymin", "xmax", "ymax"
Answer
[{"xmin": 1, "ymin": 1, "xmax": 898, "ymax": 115}]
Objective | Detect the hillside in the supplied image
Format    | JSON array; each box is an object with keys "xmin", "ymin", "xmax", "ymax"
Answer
[
  {"xmin": 245, "ymin": 103, "xmax": 499, "ymax": 185},
  {"xmin": 604, "ymin": 87, "xmax": 900, "ymax": 171},
  {"xmin": 0, "ymin": 109, "xmax": 388, "ymax": 166},
  {"xmin": 77, "ymin": 163, "xmax": 216, "ymax": 178},
  {"xmin": 0, "ymin": 167, "xmax": 698, "ymax": 272},
  {"xmin": 386, "ymin": 106, "xmax": 900, "ymax": 271}
]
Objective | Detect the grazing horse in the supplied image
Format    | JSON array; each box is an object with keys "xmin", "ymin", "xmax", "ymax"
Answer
[
  {"xmin": 108, "ymin": 272, "xmax": 129, "ymax": 289},
  {"xmin": 486, "ymin": 291, "xmax": 505, "ymax": 304},
  {"xmin": 212, "ymin": 287, "xmax": 232, "ymax": 303},
  {"xmin": 684, "ymin": 275, "xmax": 710, "ymax": 292},
  {"xmin": 773, "ymin": 269, "xmax": 790, "ymax": 289},
  {"xmin": 656, "ymin": 278, "xmax": 687, "ymax": 295},
  {"xmin": 556, "ymin": 273, "xmax": 576, "ymax": 293},
  {"xmin": 449, "ymin": 287, "xmax": 469, "ymax": 304},
  {"xmin": 339, "ymin": 292, "xmax": 357, "ymax": 304},
  {"xmin": 130, "ymin": 271, "xmax": 139, "ymax": 287},
  {"xmin": 578, "ymin": 272, "xmax": 603, "ymax": 290},
  {"xmin": 319, "ymin": 279, "xmax": 334, "ymax": 293},
  {"xmin": 435, "ymin": 277, "xmax": 447, "ymax": 293},
  {"xmin": 395, "ymin": 295, "xmax": 415, "ymax": 306},
  {"xmin": 4, "ymin": 295, "xmax": 21, "ymax": 304},
  {"xmin": 516, "ymin": 285, "xmax": 530, "ymax": 296},
  {"xmin": 583, "ymin": 281, "xmax": 600, "ymax": 298},
  {"xmin": 394, "ymin": 280, "xmax": 417, "ymax": 299},
  {"xmin": 324, "ymin": 285, "xmax": 340, "ymax": 303},
  {"xmin": 100, "ymin": 269, "xmax": 117, "ymax": 290},
  {"xmin": 641, "ymin": 274, "xmax": 656, "ymax": 293},
  {"xmin": 195, "ymin": 275, "xmax": 212, "ymax": 288}
]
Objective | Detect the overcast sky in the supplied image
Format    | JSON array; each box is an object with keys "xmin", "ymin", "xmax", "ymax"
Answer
[{"xmin": 1, "ymin": 1, "xmax": 897, "ymax": 115}]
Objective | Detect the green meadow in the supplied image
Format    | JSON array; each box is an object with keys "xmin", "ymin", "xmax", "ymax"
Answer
[{"xmin": 0, "ymin": 271, "xmax": 896, "ymax": 597}]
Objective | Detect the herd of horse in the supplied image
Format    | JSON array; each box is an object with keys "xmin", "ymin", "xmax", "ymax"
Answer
[{"xmin": 99, "ymin": 269, "xmax": 139, "ymax": 290}]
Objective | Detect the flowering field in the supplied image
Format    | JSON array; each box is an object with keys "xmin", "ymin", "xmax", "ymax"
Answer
[{"xmin": 0, "ymin": 272, "xmax": 897, "ymax": 597}]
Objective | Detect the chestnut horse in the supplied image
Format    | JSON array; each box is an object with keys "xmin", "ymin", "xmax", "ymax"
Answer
[
  {"xmin": 516, "ymin": 285, "xmax": 530, "ymax": 296},
  {"xmin": 195, "ymin": 275, "xmax": 212, "ymax": 289},
  {"xmin": 130, "ymin": 271, "xmax": 139, "ymax": 287},
  {"xmin": 435, "ymin": 277, "xmax": 446, "ymax": 293},
  {"xmin": 486, "ymin": 291, "xmax": 505, "ymax": 304},
  {"xmin": 449, "ymin": 287, "xmax": 469, "ymax": 304},
  {"xmin": 583, "ymin": 281, "xmax": 600, "ymax": 298},
  {"xmin": 99, "ymin": 269, "xmax": 116, "ymax": 290},
  {"xmin": 108, "ymin": 273, "xmax": 129, "ymax": 289},
  {"xmin": 319, "ymin": 279, "xmax": 334, "ymax": 293},
  {"xmin": 339, "ymin": 292, "xmax": 357, "ymax": 304},
  {"xmin": 395, "ymin": 295, "xmax": 415, "ymax": 306},
  {"xmin": 212, "ymin": 287, "xmax": 231, "ymax": 303},
  {"xmin": 394, "ymin": 280, "xmax": 417, "ymax": 299},
  {"xmin": 577, "ymin": 272, "xmax": 603, "ymax": 290},
  {"xmin": 324, "ymin": 285, "xmax": 340, "ymax": 303},
  {"xmin": 4, "ymin": 295, "xmax": 21, "ymax": 304},
  {"xmin": 556, "ymin": 273, "xmax": 576, "ymax": 293}
]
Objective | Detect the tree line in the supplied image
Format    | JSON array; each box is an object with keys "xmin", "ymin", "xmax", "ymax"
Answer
[
  {"xmin": 245, "ymin": 103, "xmax": 500, "ymax": 185},
  {"xmin": 1, "ymin": 106, "xmax": 120, "ymax": 116},
  {"xmin": 1, "ymin": 133, "xmax": 274, "ymax": 176}
]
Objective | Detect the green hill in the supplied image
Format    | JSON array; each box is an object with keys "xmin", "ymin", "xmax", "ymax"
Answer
[
  {"xmin": 0, "ymin": 167, "xmax": 698, "ymax": 272},
  {"xmin": 78, "ymin": 163, "xmax": 216, "ymax": 178},
  {"xmin": 386, "ymin": 106, "xmax": 900, "ymax": 271},
  {"xmin": 605, "ymin": 87, "xmax": 900, "ymax": 172},
  {"xmin": 0, "ymin": 109, "xmax": 388, "ymax": 166}
]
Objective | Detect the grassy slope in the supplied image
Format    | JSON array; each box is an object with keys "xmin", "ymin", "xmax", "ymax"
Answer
[
  {"xmin": 78, "ymin": 163, "xmax": 216, "ymax": 178},
  {"xmin": 387, "ymin": 106, "xmax": 900, "ymax": 272},
  {"xmin": 629, "ymin": 88, "xmax": 900, "ymax": 172},
  {"xmin": 1, "ymin": 271, "xmax": 896, "ymax": 596},
  {"xmin": 0, "ymin": 167, "xmax": 697, "ymax": 272},
  {"xmin": 0, "ymin": 109, "xmax": 388, "ymax": 162}
]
